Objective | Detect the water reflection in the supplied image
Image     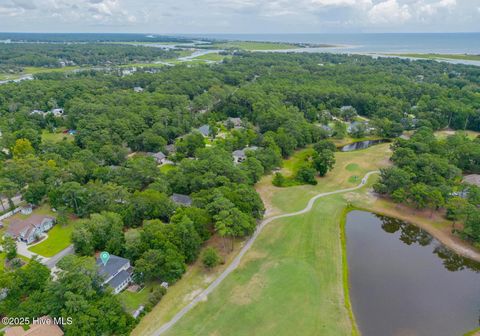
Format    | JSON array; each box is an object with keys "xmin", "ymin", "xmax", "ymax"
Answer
[
  {"xmin": 346, "ymin": 210, "xmax": 480, "ymax": 336},
  {"xmin": 376, "ymin": 214, "xmax": 480, "ymax": 271},
  {"xmin": 340, "ymin": 139, "xmax": 388, "ymax": 152}
]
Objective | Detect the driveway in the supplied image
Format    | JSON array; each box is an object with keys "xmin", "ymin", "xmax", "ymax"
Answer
[
  {"xmin": 15, "ymin": 239, "xmax": 74, "ymax": 270},
  {"xmin": 0, "ymin": 195, "xmax": 22, "ymax": 212}
]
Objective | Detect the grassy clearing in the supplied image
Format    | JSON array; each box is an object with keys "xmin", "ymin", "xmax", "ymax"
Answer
[
  {"xmin": 192, "ymin": 53, "xmax": 228, "ymax": 62},
  {"xmin": 389, "ymin": 53, "xmax": 480, "ymax": 62},
  {"xmin": 41, "ymin": 129, "xmax": 74, "ymax": 143},
  {"xmin": 159, "ymin": 164, "xmax": 175, "ymax": 174},
  {"xmin": 435, "ymin": 129, "xmax": 480, "ymax": 140},
  {"xmin": 463, "ymin": 327, "xmax": 480, "ymax": 336},
  {"xmin": 212, "ymin": 41, "xmax": 300, "ymax": 51},
  {"xmin": 28, "ymin": 222, "xmax": 75, "ymax": 257},
  {"xmin": 119, "ymin": 282, "xmax": 159, "ymax": 314}
]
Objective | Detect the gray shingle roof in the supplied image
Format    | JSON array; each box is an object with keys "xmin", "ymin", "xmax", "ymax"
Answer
[
  {"xmin": 170, "ymin": 193, "xmax": 192, "ymax": 206},
  {"xmin": 107, "ymin": 270, "xmax": 131, "ymax": 289},
  {"xmin": 150, "ymin": 152, "xmax": 166, "ymax": 161},
  {"xmin": 96, "ymin": 255, "xmax": 130, "ymax": 280},
  {"xmin": 198, "ymin": 125, "xmax": 210, "ymax": 136}
]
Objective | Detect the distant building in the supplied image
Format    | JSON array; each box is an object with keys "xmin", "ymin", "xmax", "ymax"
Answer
[
  {"xmin": 5, "ymin": 316, "xmax": 64, "ymax": 336},
  {"xmin": 463, "ymin": 174, "xmax": 480, "ymax": 187},
  {"xmin": 96, "ymin": 255, "xmax": 132, "ymax": 295},
  {"xmin": 20, "ymin": 205, "xmax": 33, "ymax": 215},
  {"xmin": 30, "ymin": 109, "xmax": 47, "ymax": 116},
  {"xmin": 133, "ymin": 86, "xmax": 144, "ymax": 93},
  {"xmin": 197, "ymin": 125, "xmax": 211, "ymax": 137},
  {"xmin": 30, "ymin": 108, "xmax": 64, "ymax": 118},
  {"xmin": 51, "ymin": 108, "xmax": 64, "ymax": 117},
  {"xmin": 225, "ymin": 117, "xmax": 243, "ymax": 129},
  {"xmin": 170, "ymin": 193, "xmax": 193, "ymax": 206},
  {"xmin": 5, "ymin": 215, "xmax": 55, "ymax": 245},
  {"xmin": 232, "ymin": 146, "xmax": 258, "ymax": 164},
  {"xmin": 148, "ymin": 152, "xmax": 166, "ymax": 164}
]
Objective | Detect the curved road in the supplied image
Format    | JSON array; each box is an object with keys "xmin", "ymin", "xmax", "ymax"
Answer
[{"xmin": 152, "ymin": 171, "xmax": 380, "ymax": 335}]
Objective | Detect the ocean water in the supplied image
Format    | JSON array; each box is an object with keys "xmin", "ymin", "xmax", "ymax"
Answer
[{"xmin": 187, "ymin": 33, "xmax": 480, "ymax": 54}]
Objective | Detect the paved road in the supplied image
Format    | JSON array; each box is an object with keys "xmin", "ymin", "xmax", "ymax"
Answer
[
  {"xmin": 44, "ymin": 245, "xmax": 74, "ymax": 269},
  {"xmin": 0, "ymin": 195, "xmax": 22, "ymax": 212},
  {"xmin": 151, "ymin": 170, "xmax": 380, "ymax": 335}
]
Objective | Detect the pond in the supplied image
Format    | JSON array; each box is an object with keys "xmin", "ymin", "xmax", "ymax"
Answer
[
  {"xmin": 346, "ymin": 210, "xmax": 480, "ymax": 336},
  {"xmin": 340, "ymin": 139, "xmax": 388, "ymax": 152}
]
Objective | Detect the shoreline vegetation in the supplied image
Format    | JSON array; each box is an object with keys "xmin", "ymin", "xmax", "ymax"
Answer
[{"xmin": 388, "ymin": 53, "xmax": 480, "ymax": 62}]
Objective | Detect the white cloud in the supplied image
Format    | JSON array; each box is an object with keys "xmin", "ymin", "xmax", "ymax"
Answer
[
  {"xmin": 0, "ymin": 0, "xmax": 478, "ymax": 33},
  {"xmin": 368, "ymin": 0, "xmax": 411, "ymax": 25},
  {"xmin": 0, "ymin": 0, "xmax": 137, "ymax": 25}
]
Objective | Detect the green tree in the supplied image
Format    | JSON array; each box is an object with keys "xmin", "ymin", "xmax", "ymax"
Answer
[
  {"xmin": 202, "ymin": 247, "xmax": 221, "ymax": 269},
  {"xmin": 296, "ymin": 166, "xmax": 318, "ymax": 185},
  {"xmin": 312, "ymin": 149, "xmax": 336, "ymax": 177},
  {"xmin": 2, "ymin": 236, "xmax": 17, "ymax": 260}
]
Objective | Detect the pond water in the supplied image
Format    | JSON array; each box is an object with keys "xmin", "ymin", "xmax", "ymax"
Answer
[
  {"xmin": 346, "ymin": 210, "xmax": 480, "ymax": 336},
  {"xmin": 340, "ymin": 139, "xmax": 388, "ymax": 152}
]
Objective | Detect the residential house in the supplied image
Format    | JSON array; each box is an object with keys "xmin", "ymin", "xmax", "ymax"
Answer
[
  {"xmin": 133, "ymin": 86, "xmax": 144, "ymax": 93},
  {"xmin": 170, "ymin": 193, "xmax": 192, "ymax": 206},
  {"xmin": 197, "ymin": 125, "xmax": 211, "ymax": 137},
  {"xmin": 5, "ymin": 215, "xmax": 56, "ymax": 244},
  {"xmin": 225, "ymin": 117, "xmax": 243, "ymax": 129},
  {"xmin": 148, "ymin": 151, "xmax": 166, "ymax": 164},
  {"xmin": 5, "ymin": 316, "xmax": 63, "ymax": 336},
  {"xmin": 30, "ymin": 109, "xmax": 47, "ymax": 117},
  {"xmin": 96, "ymin": 255, "xmax": 132, "ymax": 295},
  {"xmin": 52, "ymin": 108, "xmax": 64, "ymax": 117},
  {"xmin": 232, "ymin": 146, "xmax": 258, "ymax": 164}
]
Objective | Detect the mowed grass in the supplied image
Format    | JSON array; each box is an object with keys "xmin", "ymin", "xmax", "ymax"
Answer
[
  {"xmin": 28, "ymin": 222, "xmax": 75, "ymax": 257},
  {"xmin": 212, "ymin": 41, "xmax": 300, "ymax": 51},
  {"xmin": 41, "ymin": 129, "xmax": 74, "ymax": 143},
  {"xmin": 155, "ymin": 144, "xmax": 392, "ymax": 336}
]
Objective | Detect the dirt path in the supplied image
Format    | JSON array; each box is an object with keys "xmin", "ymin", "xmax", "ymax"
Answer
[{"xmin": 150, "ymin": 171, "xmax": 379, "ymax": 336}]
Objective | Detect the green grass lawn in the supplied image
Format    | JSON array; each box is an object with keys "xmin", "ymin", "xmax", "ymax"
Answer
[
  {"xmin": 28, "ymin": 222, "xmax": 75, "ymax": 257},
  {"xmin": 119, "ymin": 282, "xmax": 159, "ymax": 313},
  {"xmin": 159, "ymin": 163, "xmax": 175, "ymax": 174},
  {"xmin": 192, "ymin": 53, "xmax": 228, "ymax": 62},
  {"xmin": 41, "ymin": 129, "xmax": 74, "ymax": 143}
]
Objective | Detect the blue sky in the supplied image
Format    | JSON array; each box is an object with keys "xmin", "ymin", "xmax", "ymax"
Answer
[{"xmin": 0, "ymin": 0, "xmax": 478, "ymax": 33}]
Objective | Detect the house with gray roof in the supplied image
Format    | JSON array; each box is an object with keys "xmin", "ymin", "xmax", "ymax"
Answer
[
  {"xmin": 148, "ymin": 151, "xmax": 166, "ymax": 164},
  {"xmin": 232, "ymin": 146, "xmax": 259, "ymax": 164},
  {"xmin": 170, "ymin": 193, "xmax": 192, "ymax": 206},
  {"xmin": 197, "ymin": 125, "xmax": 211, "ymax": 137},
  {"xmin": 96, "ymin": 255, "xmax": 132, "ymax": 295},
  {"xmin": 5, "ymin": 215, "xmax": 55, "ymax": 244}
]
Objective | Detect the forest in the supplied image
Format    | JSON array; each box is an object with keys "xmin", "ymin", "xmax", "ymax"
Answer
[
  {"xmin": 0, "ymin": 51, "xmax": 479, "ymax": 335},
  {"xmin": 0, "ymin": 43, "xmax": 178, "ymax": 73}
]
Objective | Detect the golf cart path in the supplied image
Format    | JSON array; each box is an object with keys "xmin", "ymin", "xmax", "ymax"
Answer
[{"xmin": 151, "ymin": 170, "xmax": 380, "ymax": 335}]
